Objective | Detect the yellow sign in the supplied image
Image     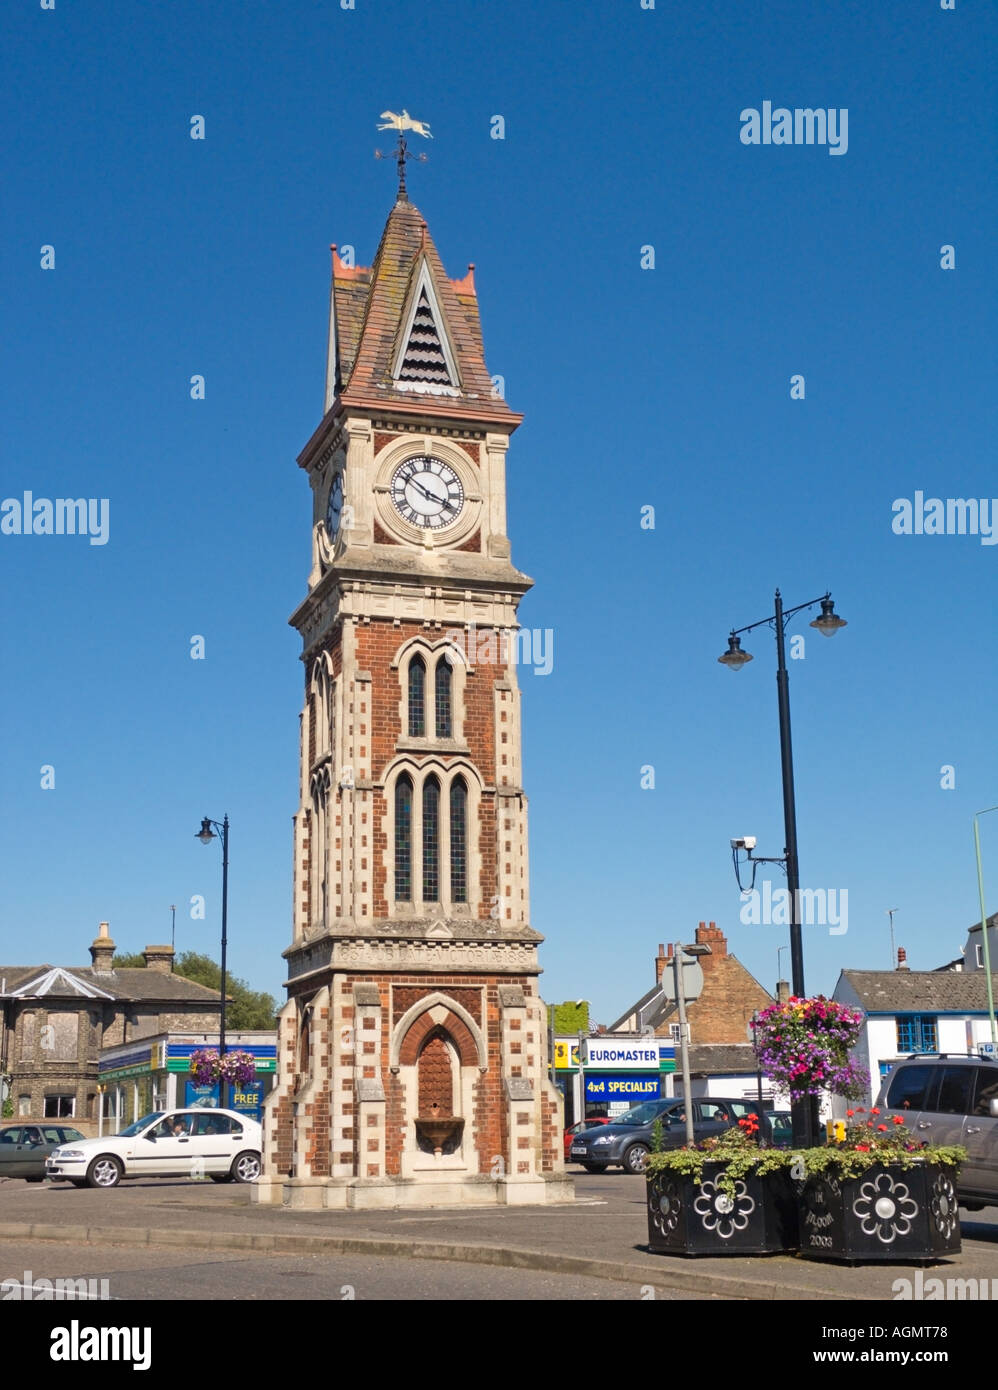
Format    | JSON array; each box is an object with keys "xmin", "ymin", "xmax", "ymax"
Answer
[{"xmin": 554, "ymin": 1042, "xmax": 581, "ymax": 1069}]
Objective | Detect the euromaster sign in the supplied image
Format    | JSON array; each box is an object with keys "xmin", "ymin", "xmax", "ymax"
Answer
[{"xmin": 585, "ymin": 1041, "xmax": 659, "ymax": 1070}]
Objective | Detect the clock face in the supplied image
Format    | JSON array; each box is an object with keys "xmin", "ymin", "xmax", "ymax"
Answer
[
  {"xmin": 390, "ymin": 455, "xmax": 464, "ymax": 530},
  {"xmin": 325, "ymin": 473, "xmax": 343, "ymax": 538}
]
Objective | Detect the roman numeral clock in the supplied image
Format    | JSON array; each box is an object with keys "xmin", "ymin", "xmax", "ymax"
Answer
[{"xmin": 252, "ymin": 115, "xmax": 572, "ymax": 1211}]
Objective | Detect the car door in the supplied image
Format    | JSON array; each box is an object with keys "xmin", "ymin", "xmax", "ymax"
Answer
[
  {"xmin": 131, "ymin": 1114, "xmax": 196, "ymax": 1177},
  {"xmin": 15, "ymin": 1126, "xmax": 47, "ymax": 1179},
  {"xmin": 915, "ymin": 1065, "xmax": 971, "ymax": 1150},
  {"xmin": 0, "ymin": 1128, "xmax": 23, "ymax": 1178},
  {"xmin": 693, "ymin": 1101, "xmax": 732, "ymax": 1140},
  {"xmin": 882, "ymin": 1061, "xmax": 940, "ymax": 1141},
  {"xmin": 958, "ymin": 1066, "xmax": 998, "ymax": 1196}
]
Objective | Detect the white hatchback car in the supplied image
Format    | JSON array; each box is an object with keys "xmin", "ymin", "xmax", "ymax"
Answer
[{"xmin": 46, "ymin": 1109, "xmax": 263, "ymax": 1189}]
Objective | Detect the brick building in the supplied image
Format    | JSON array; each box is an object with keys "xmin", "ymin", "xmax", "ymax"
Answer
[
  {"xmin": 611, "ymin": 921, "xmax": 774, "ymax": 1046},
  {"xmin": 0, "ymin": 922, "xmax": 223, "ymax": 1129},
  {"xmin": 254, "ymin": 156, "xmax": 568, "ymax": 1208}
]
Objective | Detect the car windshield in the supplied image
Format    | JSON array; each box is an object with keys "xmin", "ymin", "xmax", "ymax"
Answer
[
  {"xmin": 611, "ymin": 1102, "xmax": 664, "ymax": 1128},
  {"xmin": 117, "ymin": 1112, "xmax": 164, "ymax": 1138}
]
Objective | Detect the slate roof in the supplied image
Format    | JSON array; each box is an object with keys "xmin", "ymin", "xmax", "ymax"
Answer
[
  {"xmin": 687, "ymin": 1044, "xmax": 760, "ymax": 1077},
  {"xmin": 330, "ymin": 195, "xmax": 521, "ymax": 428},
  {"xmin": 839, "ymin": 969, "xmax": 998, "ymax": 1013},
  {"xmin": 0, "ymin": 964, "xmax": 223, "ymax": 1004}
]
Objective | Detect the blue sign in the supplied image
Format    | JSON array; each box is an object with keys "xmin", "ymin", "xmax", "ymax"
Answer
[
  {"xmin": 229, "ymin": 1081, "xmax": 264, "ymax": 1121},
  {"xmin": 185, "ymin": 1081, "xmax": 220, "ymax": 1108},
  {"xmin": 585, "ymin": 1073, "xmax": 662, "ymax": 1101}
]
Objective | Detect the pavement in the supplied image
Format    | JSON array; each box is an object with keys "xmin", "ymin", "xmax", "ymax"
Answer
[{"xmin": 1, "ymin": 1170, "xmax": 997, "ymax": 1301}]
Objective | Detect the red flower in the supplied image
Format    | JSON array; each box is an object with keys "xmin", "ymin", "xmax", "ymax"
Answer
[
  {"xmin": 877, "ymin": 1124, "xmax": 888, "ymax": 1132},
  {"xmin": 855, "ymin": 1144, "xmax": 870, "ymax": 1151},
  {"xmin": 892, "ymin": 1116, "xmax": 905, "ymax": 1126},
  {"xmin": 846, "ymin": 1109, "xmax": 855, "ymax": 1117},
  {"xmin": 870, "ymin": 1107, "xmax": 881, "ymax": 1116}
]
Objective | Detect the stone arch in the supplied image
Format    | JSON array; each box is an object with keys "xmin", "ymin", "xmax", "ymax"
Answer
[{"xmin": 392, "ymin": 991, "xmax": 486, "ymax": 1071}]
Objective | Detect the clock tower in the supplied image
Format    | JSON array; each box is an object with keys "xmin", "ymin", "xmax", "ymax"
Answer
[{"xmin": 254, "ymin": 164, "xmax": 570, "ymax": 1208}]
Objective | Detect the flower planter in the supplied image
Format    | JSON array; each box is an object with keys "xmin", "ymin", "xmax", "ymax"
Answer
[
  {"xmin": 647, "ymin": 1163, "xmax": 797, "ymax": 1256},
  {"xmin": 798, "ymin": 1162, "xmax": 961, "ymax": 1263}
]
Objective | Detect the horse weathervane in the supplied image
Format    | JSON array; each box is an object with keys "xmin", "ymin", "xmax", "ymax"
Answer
[{"xmin": 375, "ymin": 110, "xmax": 432, "ymax": 199}]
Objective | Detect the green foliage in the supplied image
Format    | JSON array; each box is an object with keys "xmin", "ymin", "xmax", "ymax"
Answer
[
  {"xmin": 651, "ymin": 1117, "xmax": 664, "ymax": 1153},
  {"xmin": 110, "ymin": 949, "xmax": 277, "ymax": 1030},
  {"xmin": 648, "ymin": 1132, "xmax": 967, "ymax": 1199},
  {"xmin": 551, "ymin": 1001, "xmax": 589, "ymax": 1034},
  {"xmin": 1, "ymin": 1097, "xmax": 12, "ymax": 1119},
  {"xmin": 110, "ymin": 952, "xmax": 147, "ymax": 968}
]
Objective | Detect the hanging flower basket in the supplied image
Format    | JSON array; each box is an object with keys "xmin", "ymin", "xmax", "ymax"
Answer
[
  {"xmin": 752, "ymin": 995, "xmax": 868, "ymax": 1101},
  {"xmin": 188, "ymin": 1049, "xmax": 257, "ymax": 1089}
]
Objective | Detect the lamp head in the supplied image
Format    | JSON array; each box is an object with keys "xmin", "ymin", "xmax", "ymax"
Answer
[
  {"xmin": 196, "ymin": 818, "xmax": 215, "ymax": 845},
  {"xmin": 810, "ymin": 596, "xmax": 847, "ymax": 637},
  {"xmin": 718, "ymin": 632, "xmax": 753, "ymax": 670}
]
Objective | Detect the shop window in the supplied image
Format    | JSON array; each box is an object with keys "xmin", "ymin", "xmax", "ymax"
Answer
[{"xmin": 43, "ymin": 1095, "xmax": 76, "ymax": 1119}]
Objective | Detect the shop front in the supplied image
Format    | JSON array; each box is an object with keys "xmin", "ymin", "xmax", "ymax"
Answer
[
  {"xmin": 555, "ymin": 1036, "xmax": 678, "ymax": 1123},
  {"xmin": 98, "ymin": 1032, "xmax": 276, "ymax": 1131}
]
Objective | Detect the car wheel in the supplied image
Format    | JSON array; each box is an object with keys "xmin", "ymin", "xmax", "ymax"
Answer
[
  {"xmin": 86, "ymin": 1155, "xmax": 123, "ymax": 1189},
  {"xmin": 581, "ymin": 1163, "xmax": 604, "ymax": 1174},
  {"xmin": 230, "ymin": 1151, "xmax": 261, "ymax": 1183},
  {"xmin": 623, "ymin": 1143, "xmax": 650, "ymax": 1175}
]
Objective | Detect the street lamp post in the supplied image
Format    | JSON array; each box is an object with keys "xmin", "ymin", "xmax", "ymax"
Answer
[
  {"xmin": 196, "ymin": 815, "xmax": 230, "ymax": 1110},
  {"xmin": 973, "ymin": 807, "xmax": 998, "ymax": 1045},
  {"xmin": 719, "ymin": 589, "xmax": 847, "ymax": 1148}
]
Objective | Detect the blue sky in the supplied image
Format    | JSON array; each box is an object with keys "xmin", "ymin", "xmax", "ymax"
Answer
[{"xmin": 2, "ymin": 0, "xmax": 996, "ymax": 1023}]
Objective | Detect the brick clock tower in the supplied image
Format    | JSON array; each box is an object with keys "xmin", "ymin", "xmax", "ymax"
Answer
[{"xmin": 254, "ymin": 161, "xmax": 570, "ymax": 1208}]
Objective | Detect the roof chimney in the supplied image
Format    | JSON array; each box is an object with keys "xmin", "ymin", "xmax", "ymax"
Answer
[
  {"xmin": 897, "ymin": 946, "xmax": 909, "ymax": 971},
  {"xmin": 142, "ymin": 945, "xmax": 175, "ymax": 974},
  {"xmin": 776, "ymin": 979, "xmax": 790, "ymax": 1004},
  {"xmin": 695, "ymin": 920, "xmax": 726, "ymax": 963},
  {"xmin": 655, "ymin": 943, "xmax": 668, "ymax": 982},
  {"xmin": 89, "ymin": 920, "xmax": 116, "ymax": 974}
]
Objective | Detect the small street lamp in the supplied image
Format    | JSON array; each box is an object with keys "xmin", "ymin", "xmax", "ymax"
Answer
[
  {"xmin": 719, "ymin": 589, "xmax": 848, "ymax": 1148},
  {"xmin": 195, "ymin": 815, "xmax": 230, "ymax": 1110}
]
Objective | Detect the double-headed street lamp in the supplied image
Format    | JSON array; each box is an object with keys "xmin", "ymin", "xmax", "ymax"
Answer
[
  {"xmin": 718, "ymin": 589, "xmax": 848, "ymax": 1147},
  {"xmin": 195, "ymin": 814, "xmax": 230, "ymax": 1110}
]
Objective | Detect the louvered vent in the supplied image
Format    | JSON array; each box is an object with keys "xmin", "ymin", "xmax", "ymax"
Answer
[{"xmin": 397, "ymin": 289, "xmax": 453, "ymax": 385}]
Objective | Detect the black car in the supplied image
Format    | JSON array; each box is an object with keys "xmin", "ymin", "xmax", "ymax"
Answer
[
  {"xmin": 568, "ymin": 1097, "xmax": 771, "ymax": 1174},
  {"xmin": 0, "ymin": 1124, "xmax": 86, "ymax": 1182}
]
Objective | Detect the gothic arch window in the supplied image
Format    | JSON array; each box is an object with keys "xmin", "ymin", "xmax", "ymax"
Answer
[
  {"xmin": 311, "ymin": 657, "xmax": 332, "ymax": 760},
  {"xmin": 435, "ymin": 657, "xmax": 452, "ymax": 739},
  {"xmin": 423, "ymin": 776, "xmax": 440, "ymax": 902},
  {"xmin": 450, "ymin": 777, "xmax": 468, "ymax": 904},
  {"xmin": 408, "ymin": 657, "xmax": 425, "ymax": 738},
  {"xmin": 309, "ymin": 771, "xmax": 330, "ymax": 928},
  {"xmin": 395, "ymin": 774, "xmax": 413, "ymax": 901}
]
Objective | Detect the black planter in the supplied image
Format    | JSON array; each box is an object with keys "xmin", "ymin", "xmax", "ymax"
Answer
[
  {"xmin": 647, "ymin": 1163, "xmax": 797, "ymax": 1256},
  {"xmin": 798, "ymin": 1162, "xmax": 961, "ymax": 1263}
]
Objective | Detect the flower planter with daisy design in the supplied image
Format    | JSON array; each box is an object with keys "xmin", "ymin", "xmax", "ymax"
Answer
[
  {"xmin": 646, "ymin": 1115, "xmax": 798, "ymax": 1256},
  {"xmin": 797, "ymin": 1107, "xmax": 964, "ymax": 1263}
]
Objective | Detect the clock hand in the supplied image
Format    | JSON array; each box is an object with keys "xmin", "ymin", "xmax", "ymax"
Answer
[{"xmin": 408, "ymin": 478, "xmax": 445, "ymax": 504}]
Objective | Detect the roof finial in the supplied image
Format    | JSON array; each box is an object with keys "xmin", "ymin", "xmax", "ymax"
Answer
[{"xmin": 375, "ymin": 110, "xmax": 432, "ymax": 201}]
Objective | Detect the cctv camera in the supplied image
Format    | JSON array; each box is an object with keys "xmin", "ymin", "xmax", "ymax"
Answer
[{"xmin": 742, "ymin": 836, "xmax": 757, "ymax": 851}]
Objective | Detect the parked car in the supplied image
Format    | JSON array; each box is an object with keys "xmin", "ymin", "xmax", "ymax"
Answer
[
  {"xmin": 766, "ymin": 1110, "xmax": 793, "ymax": 1148},
  {"xmin": 0, "ymin": 1124, "xmax": 86, "ymax": 1182},
  {"xmin": 569, "ymin": 1097, "xmax": 771, "ymax": 1174},
  {"xmin": 563, "ymin": 1116, "xmax": 610, "ymax": 1161},
  {"xmin": 876, "ymin": 1053, "xmax": 998, "ymax": 1209},
  {"xmin": 45, "ymin": 1109, "xmax": 262, "ymax": 1189}
]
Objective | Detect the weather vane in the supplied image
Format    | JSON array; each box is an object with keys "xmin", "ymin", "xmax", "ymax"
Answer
[{"xmin": 375, "ymin": 110, "xmax": 432, "ymax": 199}]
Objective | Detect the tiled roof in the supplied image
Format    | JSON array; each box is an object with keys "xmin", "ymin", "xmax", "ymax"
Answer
[
  {"xmin": 687, "ymin": 1044, "xmax": 760, "ymax": 1076},
  {"xmin": 332, "ymin": 197, "xmax": 520, "ymax": 427},
  {"xmin": 840, "ymin": 969, "xmax": 998, "ymax": 1013},
  {"xmin": 0, "ymin": 964, "xmax": 223, "ymax": 1003}
]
